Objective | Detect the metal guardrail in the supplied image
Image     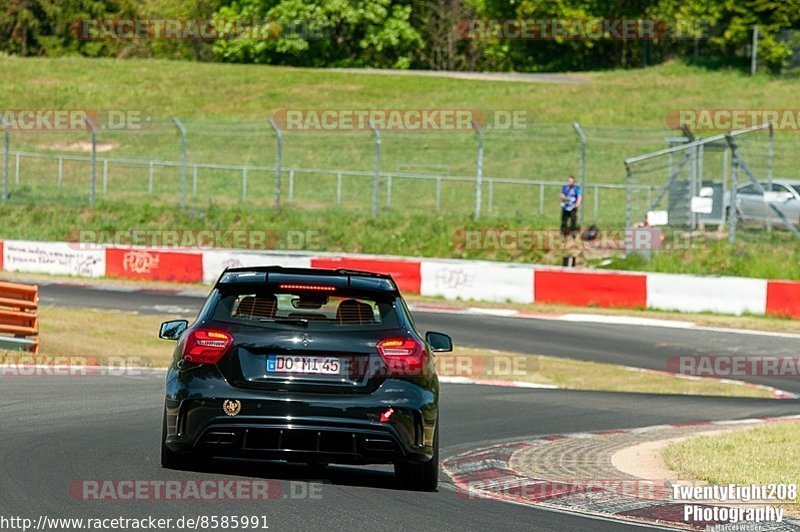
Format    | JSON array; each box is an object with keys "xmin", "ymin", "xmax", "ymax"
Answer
[{"xmin": 0, "ymin": 281, "xmax": 39, "ymax": 353}]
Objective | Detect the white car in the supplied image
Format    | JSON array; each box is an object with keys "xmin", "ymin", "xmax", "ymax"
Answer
[{"xmin": 726, "ymin": 179, "xmax": 800, "ymax": 227}]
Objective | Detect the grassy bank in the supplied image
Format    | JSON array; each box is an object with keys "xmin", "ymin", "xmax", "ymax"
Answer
[
  {"xmin": 664, "ymin": 422, "xmax": 800, "ymax": 515},
  {"xmin": 2, "ymin": 201, "xmax": 800, "ymax": 279},
  {"xmin": 0, "ymin": 57, "xmax": 797, "ymax": 203},
  {"xmin": 1, "ymin": 56, "xmax": 799, "ymax": 277}
]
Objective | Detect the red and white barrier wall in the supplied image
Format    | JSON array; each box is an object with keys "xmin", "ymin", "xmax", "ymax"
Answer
[{"xmin": 1, "ymin": 239, "xmax": 798, "ymax": 318}]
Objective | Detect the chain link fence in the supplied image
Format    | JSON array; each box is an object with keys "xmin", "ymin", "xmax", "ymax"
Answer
[
  {"xmin": 624, "ymin": 122, "xmax": 800, "ymax": 242},
  {"xmin": 2, "ymin": 116, "xmax": 797, "ymax": 237}
]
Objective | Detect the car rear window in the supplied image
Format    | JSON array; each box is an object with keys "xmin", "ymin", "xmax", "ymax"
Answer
[{"xmin": 212, "ymin": 289, "xmax": 400, "ymax": 331}]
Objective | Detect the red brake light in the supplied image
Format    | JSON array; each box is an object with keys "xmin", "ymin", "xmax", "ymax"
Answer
[
  {"xmin": 183, "ymin": 328, "xmax": 233, "ymax": 365},
  {"xmin": 377, "ymin": 338, "xmax": 426, "ymax": 377},
  {"xmin": 279, "ymin": 283, "xmax": 336, "ymax": 291}
]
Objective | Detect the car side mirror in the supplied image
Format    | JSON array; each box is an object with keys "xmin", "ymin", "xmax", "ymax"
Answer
[
  {"xmin": 159, "ymin": 319, "xmax": 188, "ymax": 340},
  {"xmin": 425, "ymin": 331, "xmax": 452, "ymax": 353}
]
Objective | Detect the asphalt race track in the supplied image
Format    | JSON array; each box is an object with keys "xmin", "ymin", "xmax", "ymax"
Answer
[
  {"xmin": 1, "ymin": 282, "xmax": 797, "ymax": 531},
  {"xmin": 37, "ymin": 282, "xmax": 800, "ymax": 393}
]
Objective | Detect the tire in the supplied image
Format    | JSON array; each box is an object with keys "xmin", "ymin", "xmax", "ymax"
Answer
[
  {"xmin": 395, "ymin": 423, "xmax": 439, "ymax": 491},
  {"xmin": 161, "ymin": 406, "xmax": 198, "ymax": 470}
]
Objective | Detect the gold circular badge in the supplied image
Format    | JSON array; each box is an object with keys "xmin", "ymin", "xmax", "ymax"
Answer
[{"xmin": 222, "ymin": 399, "xmax": 242, "ymax": 416}]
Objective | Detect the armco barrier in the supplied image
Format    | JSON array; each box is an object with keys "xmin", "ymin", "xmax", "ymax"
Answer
[
  {"xmin": 534, "ymin": 270, "xmax": 646, "ymax": 308},
  {"xmin": 0, "ymin": 281, "xmax": 39, "ymax": 353},
  {"xmin": 1, "ymin": 239, "xmax": 800, "ymax": 319},
  {"xmin": 766, "ymin": 281, "xmax": 800, "ymax": 318},
  {"xmin": 646, "ymin": 273, "xmax": 767, "ymax": 315},
  {"xmin": 311, "ymin": 257, "xmax": 421, "ymax": 294},
  {"xmin": 1, "ymin": 240, "xmax": 104, "ymax": 277},
  {"xmin": 106, "ymin": 248, "xmax": 203, "ymax": 283},
  {"xmin": 420, "ymin": 260, "xmax": 533, "ymax": 303}
]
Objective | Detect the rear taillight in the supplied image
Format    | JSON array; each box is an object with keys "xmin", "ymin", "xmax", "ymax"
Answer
[
  {"xmin": 377, "ymin": 338, "xmax": 426, "ymax": 377},
  {"xmin": 183, "ymin": 329, "xmax": 233, "ymax": 365}
]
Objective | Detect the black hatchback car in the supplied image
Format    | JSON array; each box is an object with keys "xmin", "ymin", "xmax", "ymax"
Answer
[{"xmin": 159, "ymin": 266, "xmax": 452, "ymax": 490}]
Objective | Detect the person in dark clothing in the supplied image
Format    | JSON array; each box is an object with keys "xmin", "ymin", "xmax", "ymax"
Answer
[{"xmin": 560, "ymin": 175, "xmax": 582, "ymax": 237}]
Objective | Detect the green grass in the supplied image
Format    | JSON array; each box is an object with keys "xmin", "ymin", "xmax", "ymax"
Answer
[
  {"xmin": 664, "ymin": 422, "xmax": 800, "ymax": 516},
  {"xmin": 597, "ymin": 235, "xmax": 800, "ymax": 280},
  {"xmin": 1, "ymin": 56, "xmax": 799, "ymax": 277},
  {"xmin": 2, "ymin": 201, "xmax": 800, "ymax": 279},
  {"xmin": 22, "ymin": 306, "xmax": 776, "ymax": 398},
  {"xmin": 2, "ymin": 56, "xmax": 799, "ymax": 185}
]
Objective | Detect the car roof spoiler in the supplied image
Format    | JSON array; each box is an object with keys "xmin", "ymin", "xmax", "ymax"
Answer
[{"xmin": 214, "ymin": 266, "xmax": 398, "ymax": 294}]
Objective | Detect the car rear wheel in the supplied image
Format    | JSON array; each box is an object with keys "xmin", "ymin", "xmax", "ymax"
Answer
[
  {"xmin": 395, "ymin": 423, "xmax": 438, "ymax": 491},
  {"xmin": 161, "ymin": 406, "xmax": 198, "ymax": 470}
]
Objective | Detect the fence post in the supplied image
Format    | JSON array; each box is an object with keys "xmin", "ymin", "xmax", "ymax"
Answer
[
  {"xmin": 102, "ymin": 159, "xmax": 108, "ymax": 195},
  {"xmin": 2, "ymin": 118, "xmax": 8, "ymax": 202},
  {"xmin": 84, "ymin": 115, "xmax": 97, "ymax": 206},
  {"xmin": 172, "ymin": 117, "xmax": 187, "ymax": 209},
  {"xmin": 57, "ymin": 157, "xmax": 63, "ymax": 189},
  {"xmin": 572, "ymin": 122, "xmax": 587, "ymax": 224},
  {"xmin": 268, "ymin": 117, "xmax": 282, "ymax": 211},
  {"xmin": 689, "ymin": 146, "xmax": 697, "ymax": 231},
  {"xmin": 697, "ymin": 145, "xmax": 705, "ymax": 230},
  {"xmin": 148, "ymin": 161, "xmax": 154, "ymax": 194},
  {"xmin": 435, "ymin": 177, "xmax": 441, "ymax": 213},
  {"xmin": 766, "ymin": 122, "xmax": 774, "ymax": 234},
  {"xmin": 625, "ymin": 163, "xmax": 633, "ymax": 229},
  {"xmin": 288, "ymin": 170, "xmax": 294, "ymax": 202},
  {"xmin": 725, "ymin": 134, "xmax": 738, "ymax": 244},
  {"xmin": 369, "ymin": 120, "xmax": 381, "ymax": 217},
  {"xmin": 386, "ymin": 174, "xmax": 392, "ymax": 206},
  {"xmin": 488, "ymin": 179, "xmax": 494, "ymax": 215},
  {"xmin": 593, "ymin": 184, "xmax": 599, "ymax": 220},
  {"xmin": 472, "ymin": 120, "xmax": 484, "ymax": 219},
  {"xmin": 721, "ymin": 148, "xmax": 729, "ymax": 227},
  {"xmin": 336, "ymin": 172, "xmax": 342, "ymax": 204},
  {"xmin": 538, "ymin": 184, "xmax": 544, "ymax": 215}
]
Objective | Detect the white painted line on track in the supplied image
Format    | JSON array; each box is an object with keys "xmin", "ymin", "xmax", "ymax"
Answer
[{"xmin": 558, "ymin": 314, "xmax": 696, "ymax": 328}]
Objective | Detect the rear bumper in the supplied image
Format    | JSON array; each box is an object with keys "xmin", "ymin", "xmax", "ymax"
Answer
[
  {"xmin": 165, "ymin": 370, "xmax": 438, "ymax": 464},
  {"xmin": 172, "ymin": 418, "xmax": 418, "ymax": 464}
]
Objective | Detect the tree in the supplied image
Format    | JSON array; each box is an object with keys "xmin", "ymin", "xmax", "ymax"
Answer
[{"xmin": 212, "ymin": 0, "xmax": 423, "ymax": 68}]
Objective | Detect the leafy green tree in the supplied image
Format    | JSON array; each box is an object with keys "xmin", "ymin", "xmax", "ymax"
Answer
[
  {"xmin": 139, "ymin": 0, "xmax": 223, "ymax": 60},
  {"xmin": 0, "ymin": 0, "xmax": 139, "ymax": 57},
  {"xmin": 212, "ymin": 0, "xmax": 423, "ymax": 68}
]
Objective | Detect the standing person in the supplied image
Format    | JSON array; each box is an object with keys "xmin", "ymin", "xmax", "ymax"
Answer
[{"xmin": 560, "ymin": 175, "xmax": 582, "ymax": 237}]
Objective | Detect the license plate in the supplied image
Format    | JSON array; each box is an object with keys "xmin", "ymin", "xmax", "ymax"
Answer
[{"xmin": 267, "ymin": 355, "xmax": 341, "ymax": 375}]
